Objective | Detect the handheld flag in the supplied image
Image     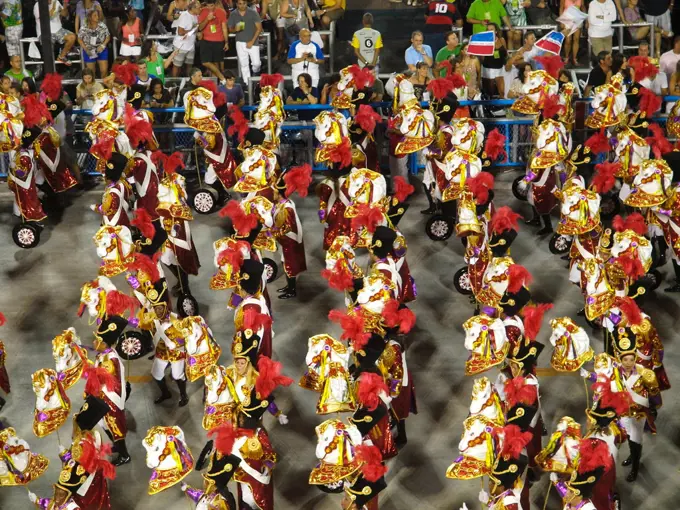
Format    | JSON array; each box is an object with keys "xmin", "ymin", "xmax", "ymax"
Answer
[
  {"xmin": 535, "ymin": 31, "xmax": 565, "ymax": 55},
  {"xmin": 467, "ymin": 31, "xmax": 496, "ymax": 57},
  {"xmin": 556, "ymin": 7, "xmax": 588, "ymax": 36}
]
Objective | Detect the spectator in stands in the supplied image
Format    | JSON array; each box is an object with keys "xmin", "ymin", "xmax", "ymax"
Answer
[
  {"xmin": 584, "ymin": 50, "xmax": 611, "ymax": 96},
  {"xmin": 75, "ymin": 68, "xmax": 104, "ymax": 110},
  {"xmin": 199, "ymin": 0, "xmax": 229, "ymax": 84},
  {"xmin": 352, "ymin": 13, "xmax": 383, "ymax": 70},
  {"xmin": 504, "ymin": 0, "xmax": 529, "ymax": 50},
  {"xmin": 466, "ymin": 0, "xmax": 511, "ymax": 34},
  {"xmin": 318, "ymin": 0, "xmax": 344, "ymax": 29},
  {"xmin": 435, "ymin": 31, "xmax": 460, "ymax": 77},
  {"xmin": 507, "ymin": 61, "xmax": 531, "ymax": 98},
  {"xmin": 560, "ymin": 0, "xmax": 584, "ymax": 67},
  {"xmin": 643, "ymin": 0, "xmax": 674, "ymax": 58},
  {"xmin": 136, "ymin": 61, "xmax": 153, "ymax": 89},
  {"xmin": 4, "ymin": 55, "xmax": 32, "ymax": 83},
  {"xmin": 320, "ymin": 73, "xmax": 340, "ymax": 103},
  {"xmin": 610, "ymin": 53, "xmax": 633, "ymax": 88},
  {"xmin": 410, "ymin": 62, "xmax": 430, "ymax": 101},
  {"xmin": 129, "ymin": 0, "xmax": 145, "ymax": 21},
  {"xmin": 78, "ymin": 9, "xmax": 111, "ymax": 78},
  {"xmin": 516, "ymin": 31, "xmax": 540, "ymax": 65},
  {"xmin": 367, "ymin": 65, "xmax": 385, "ymax": 101},
  {"xmin": 460, "ymin": 44, "xmax": 482, "ymax": 97},
  {"xmin": 423, "ymin": 0, "xmax": 463, "ymax": 55},
  {"xmin": 172, "ymin": 0, "xmax": 200, "ymax": 77},
  {"xmin": 660, "ymin": 36, "xmax": 680, "ymax": 81},
  {"xmin": 1, "ymin": 0, "xmax": 23, "ymax": 57},
  {"xmin": 21, "ymin": 77, "xmax": 37, "ymax": 98},
  {"xmin": 0, "ymin": 76, "xmax": 11, "ymax": 95},
  {"xmin": 34, "ymin": 0, "xmax": 77, "ymax": 66},
  {"xmin": 624, "ymin": 0, "xmax": 659, "ymax": 56},
  {"xmin": 166, "ymin": 0, "xmax": 189, "ymax": 24},
  {"xmin": 288, "ymin": 28, "xmax": 324, "ymax": 87},
  {"xmin": 639, "ymin": 62, "xmax": 669, "ymax": 95},
  {"xmin": 75, "ymin": 0, "xmax": 103, "ymax": 35},
  {"xmin": 587, "ymin": 0, "xmax": 616, "ymax": 56},
  {"xmin": 145, "ymin": 78, "xmax": 174, "ymax": 115},
  {"xmin": 180, "ymin": 67, "xmax": 204, "ymax": 98},
  {"xmin": 287, "ymin": 72, "xmax": 320, "ymax": 120},
  {"xmin": 405, "ymin": 31, "xmax": 433, "ymax": 72},
  {"xmin": 9, "ymin": 82, "xmax": 21, "ymax": 99},
  {"xmin": 119, "ymin": 7, "xmax": 143, "ymax": 58},
  {"xmin": 280, "ymin": 0, "xmax": 314, "ymax": 44},
  {"xmin": 525, "ymin": 0, "xmax": 554, "ymax": 26},
  {"xmin": 638, "ymin": 40, "xmax": 651, "ymax": 58},
  {"xmin": 261, "ymin": 0, "xmax": 285, "ymax": 60},
  {"xmin": 228, "ymin": 0, "xmax": 263, "ymax": 82},
  {"xmin": 669, "ymin": 61, "xmax": 680, "ymax": 96},
  {"xmin": 222, "ymin": 70, "xmax": 245, "ymax": 106},
  {"xmin": 142, "ymin": 40, "xmax": 179, "ymax": 85},
  {"xmin": 481, "ymin": 24, "xmax": 507, "ymax": 97}
]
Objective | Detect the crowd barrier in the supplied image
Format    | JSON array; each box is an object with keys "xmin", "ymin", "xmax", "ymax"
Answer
[{"xmin": 0, "ymin": 97, "xmax": 676, "ymax": 178}]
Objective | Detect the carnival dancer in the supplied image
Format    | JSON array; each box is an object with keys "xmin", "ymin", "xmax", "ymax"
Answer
[
  {"xmin": 233, "ymin": 259, "xmax": 274, "ymax": 358},
  {"xmin": 8, "ymin": 125, "xmax": 47, "ymax": 224},
  {"xmin": 0, "ymin": 313, "xmax": 9, "ymax": 412},
  {"xmin": 89, "ymin": 140, "xmax": 132, "ymax": 228}
]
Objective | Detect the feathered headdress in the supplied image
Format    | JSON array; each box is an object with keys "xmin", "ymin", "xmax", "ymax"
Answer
[
  {"xmin": 328, "ymin": 309, "xmax": 370, "ymax": 350},
  {"xmin": 79, "ymin": 434, "xmax": 116, "ymax": 480},
  {"xmin": 105, "ymin": 290, "xmax": 138, "ymax": 317},
  {"xmin": 427, "ymin": 78, "xmax": 454, "ymax": 101},
  {"xmin": 535, "ymin": 55, "xmax": 564, "ymax": 79},
  {"xmin": 357, "ymin": 372, "xmax": 389, "ymax": 411},
  {"xmin": 284, "ymin": 164, "xmax": 313, "ymax": 197},
  {"xmin": 585, "ymin": 128, "xmax": 610, "ymax": 155},
  {"xmin": 577, "ymin": 437, "xmax": 614, "ymax": 474},
  {"xmin": 542, "ymin": 93, "xmax": 565, "ymax": 120},
  {"xmin": 484, "ymin": 129, "xmax": 507, "ymax": 161},
  {"xmin": 112, "ymin": 63, "xmax": 138, "ymax": 87},
  {"xmin": 128, "ymin": 252, "xmax": 161, "ymax": 283},
  {"xmin": 199, "ymin": 80, "xmax": 226, "ymax": 107},
  {"xmin": 355, "ymin": 444, "xmax": 388, "ymax": 482},
  {"xmin": 393, "ymin": 176, "xmax": 415, "ymax": 202},
  {"xmin": 125, "ymin": 109, "xmax": 154, "ymax": 149},
  {"xmin": 490, "ymin": 206, "xmax": 522, "ymax": 234},
  {"xmin": 218, "ymin": 201, "xmax": 259, "ymax": 235},
  {"xmin": 639, "ymin": 88, "xmax": 661, "ymax": 119},
  {"xmin": 613, "ymin": 296, "xmax": 642, "ymax": 326},
  {"xmin": 507, "ymin": 264, "xmax": 533, "ymax": 294},
  {"xmin": 592, "ymin": 377, "xmax": 631, "ymax": 415},
  {"xmin": 83, "ymin": 365, "xmax": 120, "ymax": 396},
  {"xmin": 260, "ymin": 74, "xmax": 284, "ymax": 88},
  {"xmin": 209, "ymin": 423, "xmax": 237, "ymax": 455},
  {"xmin": 255, "ymin": 356, "xmax": 293, "ymax": 398},
  {"xmin": 164, "ymin": 152, "xmax": 185, "ymax": 175},
  {"xmin": 495, "ymin": 424, "xmax": 533, "ymax": 459},
  {"xmin": 321, "ymin": 262, "xmax": 355, "ymax": 292},
  {"xmin": 216, "ymin": 240, "xmax": 250, "ymax": 273},
  {"xmin": 351, "ymin": 204, "xmax": 385, "ymax": 234},
  {"xmin": 228, "ymin": 105, "xmax": 249, "ymax": 142},
  {"xmin": 591, "ymin": 162, "xmax": 619, "ymax": 194},
  {"xmin": 40, "ymin": 73, "xmax": 63, "ymax": 100},
  {"xmin": 21, "ymin": 94, "xmax": 52, "ymax": 128},
  {"xmin": 354, "ymin": 104, "xmax": 381, "ymax": 134},
  {"xmin": 348, "ymin": 64, "xmax": 375, "ymax": 90},
  {"xmin": 381, "ymin": 300, "xmax": 416, "ymax": 334},
  {"xmin": 645, "ymin": 123, "xmax": 673, "ymax": 158},
  {"xmin": 243, "ymin": 308, "xmax": 273, "ymax": 333},
  {"xmin": 627, "ymin": 56, "xmax": 658, "ymax": 83},
  {"xmin": 467, "ymin": 171, "xmax": 495, "ymax": 204},
  {"xmin": 614, "ymin": 254, "xmax": 645, "ymax": 280},
  {"xmin": 521, "ymin": 303, "xmax": 553, "ymax": 341},
  {"xmin": 328, "ymin": 138, "xmax": 352, "ymax": 168},
  {"xmin": 504, "ymin": 376, "xmax": 538, "ymax": 407},
  {"xmin": 131, "ymin": 208, "xmax": 155, "ymax": 239},
  {"xmin": 612, "ymin": 213, "xmax": 646, "ymax": 235},
  {"xmin": 89, "ymin": 134, "xmax": 115, "ymax": 161}
]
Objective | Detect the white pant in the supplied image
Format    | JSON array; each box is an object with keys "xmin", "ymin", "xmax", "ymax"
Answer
[
  {"xmin": 151, "ymin": 357, "xmax": 185, "ymax": 381},
  {"xmin": 620, "ymin": 415, "xmax": 645, "ymax": 444},
  {"xmin": 235, "ymin": 41, "xmax": 261, "ymax": 81}
]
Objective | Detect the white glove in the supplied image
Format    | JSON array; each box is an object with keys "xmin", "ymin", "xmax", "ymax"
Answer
[
  {"xmin": 180, "ymin": 482, "xmax": 188, "ymax": 492},
  {"xmin": 28, "ymin": 491, "xmax": 38, "ymax": 503},
  {"xmin": 478, "ymin": 489, "xmax": 489, "ymax": 504},
  {"xmin": 550, "ymin": 472, "xmax": 559, "ymax": 483},
  {"xmin": 58, "ymin": 443, "xmax": 68, "ymax": 453},
  {"xmin": 580, "ymin": 367, "xmax": 589, "ymax": 378},
  {"xmin": 459, "ymin": 504, "xmax": 469, "ymax": 510},
  {"xmin": 89, "ymin": 204, "xmax": 97, "ymax": 212},
  {"xmin": 278, "ymin": 413, "xmax": 289, "ymax": 425}
]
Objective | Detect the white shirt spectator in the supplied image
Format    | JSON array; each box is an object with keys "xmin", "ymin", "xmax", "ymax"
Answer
[
  {"xmin": 173, "ymin": 10, "xmax": 198, "ymax": 51},
  {"xmin": 288, "ymin": 38, "xmax": 324, "ymax": 87},
  {"xmin": 640, "ymin": 72, "xmax": 668, "ymax": 95},
  {"xmin": 34, "ymin": 0, "xmax": 63, "ymax": 37},
  {"xmin": 659, "ymin": 49, "xmax": 680, "ymax": 81},
  {"xmin": 588, "ymin": 0, "xmax": 617, "ymax": 38}
]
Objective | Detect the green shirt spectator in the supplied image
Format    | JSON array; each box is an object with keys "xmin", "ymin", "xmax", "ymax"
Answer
[
  {"xmin": 4, "ymin": 55, "xmax": 32, "ymax": 84},
  {"xmin": 435, "ymin": 31, "xmax": 461, "ymax": 77},
  {"xmin": 466, "ymin": 0, "xmax": 510, "ymax": 34}
]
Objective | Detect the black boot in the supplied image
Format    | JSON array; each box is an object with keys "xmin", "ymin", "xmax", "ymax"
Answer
[
  {"xmin": 536, "ymin": 214, "xmax": 553, "ymax": 236},
  {"xmin": 654, "ymin": 236, "xmax": 668, "ymax": 268},
  {"xmin": 154, "ymin": 378, "xmax": 172, "ymax": 404},
  {"xmin": 626, "ymin": 441, "xmax": 641, "ymax": 482},
  {"xmin": 395, "ymin": 420, "xmax": 408, "ymax": 449},
  {"xmin": 525, "ymin": 207, "xmax": 540, "ymax": 227},
  {"xmin": 664, "ymin": 260, "xmax": 680, "ymax": 292},
  {"xmin": 278, "ymin": 276, "xmax": 297, "ymax": 299},
  {"xmin": 176, "ymin": 378, "xmax": 189, "ymax": 407},
  {"xmin": 622, "ymin": 439, "xmax": 634, "ymax": 466},
  {"xmin": 113, "ymin": 439, "xmax": 131, "ymax": 466},
  {"xmin": 0, "ymin": 396, "xmax": 5, "ymax": 411},
  {"xmin": 420, "ymin": 183, "xmax": 436, "ymax": 214}
]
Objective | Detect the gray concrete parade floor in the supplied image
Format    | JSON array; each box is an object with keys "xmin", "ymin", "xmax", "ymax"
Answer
[{"xmin": 0, "ymin": 176, "xmax": 678, "ymax": 510}]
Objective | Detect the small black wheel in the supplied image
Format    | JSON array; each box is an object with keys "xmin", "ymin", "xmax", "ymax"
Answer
[
  {"xmin": 549, "ymin": 233, "xmax": 572, "ymax": 255},
  {"xmin": 192, "ymin": 186, "xmax": 218, "ymax": 215},
  {"xmin": 425, "ymin": 214, "xmax": 454, "ymax": 241},
  {"xmin": 177, "ymin": 292, "xmax": 199, "ymax": 317},
  {"xmin": 116, "ymin": 330, "xmax": 154, "ymax": 360},
  {"xmin": 453, "ymin": 267, "xmax": 474, "ymax": 295},
  {"xmin": 511, "ymin": 175, "xmax": 529, "ymax": 201},
  {"xmin": 262, "ymin": 257, "xmax": 278, "ymax": 283},
  {"xmin": 599, "ymin": 193, "xmax": 620, "ymax": 220},
  {"xmin": 647, "ymin": 269, "xmax": 662, "ymax": 290},
  {"xmin": 12, "ymin": 223, "xmax": 40, "ymax": 249}
]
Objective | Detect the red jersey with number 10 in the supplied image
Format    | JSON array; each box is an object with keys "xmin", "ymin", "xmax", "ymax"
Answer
[{"xmin": 426, "ymin": 0, "xmax": 461, "ymax": 25}]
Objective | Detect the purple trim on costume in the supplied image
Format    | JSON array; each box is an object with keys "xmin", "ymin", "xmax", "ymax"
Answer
[
  {"xmin": 586, "ymin": 372, "xmax": 597, "ymax": 383},
  {"xmin": 231, "ymin": 294, "xmax": 243, "ymax": 307},
  {"xmin": 608, "ymin": 312, "xmax": 622, "ymax": 326},
  {"xmin": 128, "ymin": 318, "xmax": 139, "ymax": 328},
  {"xmin": 526, "ymin": 171, "xmax": 537, "ymax": 181},
  {"xmin": 186, "ymin": 487, "xmax": 204, "ymax": 503},
  {"xmin": 59, "ymin": 450, "xmax": 72, "ymax": 463},
  {"xmin": 127, "ymin": 275, "xmax": 141, "ymax": 289},
  {"xmin": 37, "ymin": 497, "xmax": 50, "ymax": 509},
  {"xmin": 267, "ymin": 402, "xmax": 279, "ymax": 415},
  {"xmin": 318, "ymin": 209, "xmax": 326, "ymax": 221},
  {"xmin": 555, "ymin": 481, "xmax": 568, "ymax": 498},
  {"xmin": 481, "ymin": 306, "xmax": 496, "ymax": 317}
]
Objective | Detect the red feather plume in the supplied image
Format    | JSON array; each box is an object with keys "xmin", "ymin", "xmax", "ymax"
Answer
[
  {"xmin": 89, "ymin": 134, "xmax": 115, "ymax": 161},
  {"xmin": 357, "ymin": 372, "xmax": 389, "ymax": 411},
  {"xmin": 504, "ymin": 376, "xmax": 538, "ymax": 407},
  {"xmin": 542, "ymin": 93, "xmax": 565, "ymax": 120},
  {"xmin": 126, "ymin": 113, "xmax": 154, "ymax": 148},
  {"xmin": 328, "ymin": 138, "xmax": 352, "ymax": 168},
  {"xmin": 612, "ymin": 212, "xmax": 646, "ymax": 235},
  {"xmin": 150, "ymin": 150, "xmax": 167, "ymax": 168},
  {"xmin": 393, "ymin": 176, "xmax": 415, "ymax": 202},
  {"xmin": 496, "ymin": 424, "xmax": 533, "ymax": 459},
  {"xmin": 355, "ymin": 444, "xmax": 388, "ymax": 482},
  {"xmin": 105, "ymin": 290, "xmax": 138, "ymax": 317},
  {"xmin": 615, "ymin": 296, "xmax": 642, "ymax": 326},
  {"xmin": 79, "ymin": 433, "xmax": 116, "ymax": 480},
  {"xmin": 260, "ymin": 74, "xmax": 284, "ymax": 88},
  {"xmin": 615, "ymin": 254, "xmax": 645, "ymax": 280},
  {"xmin": 243, "ymin": 308, "xmax": 273, "ymax": 332},
  {"xmin": 585, "ymin": 128, "xmax": 610, "ymax": 155},
  {"xmin": 199, "ymin": 80, "xmax": 226, "ymax": 107},
  {"xmin": 382, "ymin": 300, "xmax": 416, "ymax": 334},
  {"xmin": 218, "ymin": 201, "xmax": 259, "ymax": 235},
  {"xmin": 639, "ymin": 88, "xmax": 661, "ymax": 118},
  {"xmin": 507, "ymin": 264, "xmax": 533, "ymax": 294},
  {"xmin": 131, "ymin": 208, "xmax": 155, "ymax": 240},
  {"xmin": 321, "ymin": 262, "xmax": 354, "ymax": 292},
  {"xmin": 228, "ymin": 105, "xmax": 249, "ymax": 143},
  {"xmin": 0, "ymin": 313, "xmax": 5, "ymax": 326},
  {"xmin": 112, "ymin": 63, "xmax": 138, "ymax": 87},
  {"xmin": 427, "ymin": 78, "xmax": 454, "ymax": 101},
  {"xmin": 490, "ymin": 206, "xmax": 522, "ymax": 234},
  {"xmin": 351, "ymin": 204, "xmax": 384, "ymax": 234},
  {"xmin": 40, "ymin": 73, "xmax": 63, "ymax": 100},
  {"xmin": 628, "ymin": 56, "xmax": 658, "ymax": 83},
  {"xmin": 592, "ymin": 377, "xmax": 631, "ymax": 415},
  {"xmin": 535, "ymin": 55, "xmax": 564, "ymax": 79},
  {"xmin": 255, "ymin": 356, "xmax": 293, "ymax": 398},
  {"xmin": 209, "ymin": 423, "xmax": 237, "ymax": 455},
  {"xmin": 84, "ymin": 365, "xmax": 120, "ymax": 396},
  {"xmin": 448, "ymin": 73, "xmax": 467, "ymax": 89},
  {"xmin": 284, "ymin": 164, "xmax": 313, "ymax": 197},
  {"xmin": 645, "ymin": 123, "xmax": 673, "ymax": 158},
  {"xmin": 354, "ymin": 104, "xmax": 381, "ymax": 134},
  {"xmin": 591, "ymin": 162, "xmax": 619, "ymax": 194},
  {"xmin": 521, "ymin": 303, "xmax": 553, "ymax": 341},
  {"xmin": 577, "ymin": 437, "xmax": 614, "ymax": 474},
  {"xmin": 217, "ymin": 241, "xmax": 249, "ymax": 273},
  {"xmin": 328, "ymin": 309, "xmax": 370, "ymax": 349},
  {"xmin": 21, "ymin": 94, "xmax": 51, "ymax": 128},
  {"xmin": 467, "ymin": 172, "xmax": 495, "ymax": 205},
  {"xmin": 348, "ymin": 64, "xmax": 375, "ymax": 90},
  {"xmin": 484, "ymin": 128, "xmax": 507, "ymax": 161},
  {"xmin": 128, "ymin": 253, "xmax": 161, "ymax": 282},
  {"xmin": 163, "ymin": 152, "xmax": 185, "ymax": 174}
]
